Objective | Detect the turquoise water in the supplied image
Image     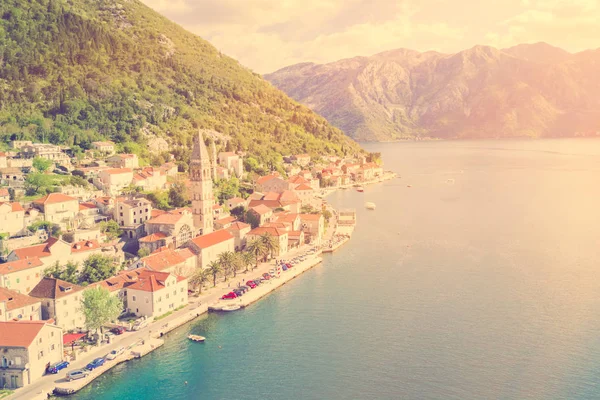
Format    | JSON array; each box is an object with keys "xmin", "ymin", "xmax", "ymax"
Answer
[{"xmin": 73, "ymin": 139, "xmax": 600, "ymax": 400}]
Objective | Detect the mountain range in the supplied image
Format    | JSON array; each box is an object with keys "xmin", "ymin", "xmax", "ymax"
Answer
[
  {"xmin": 265, "ymin": 43, "xmax": 600, "ymax": 141},
  {"xmin": 0, "ymin": 0, "xmax": 362, "ymax": 168}
]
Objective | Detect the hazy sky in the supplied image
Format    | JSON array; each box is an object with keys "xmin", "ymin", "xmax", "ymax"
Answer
[{"xmin": 141, "ymin": 0, "xmax": 600, "ymax": 73}]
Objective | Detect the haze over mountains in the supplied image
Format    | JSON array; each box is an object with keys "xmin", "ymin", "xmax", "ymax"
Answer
[{"xmin": 265, "ymin": 43, "xmax": 600, "ymax": 142}]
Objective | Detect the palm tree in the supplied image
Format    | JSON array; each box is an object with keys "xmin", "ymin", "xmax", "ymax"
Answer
[
  {"xmin": 218, "ymin": 251, "xmax": 236, "ymax": 281},
  {"xmin": 189, "ymin": 268, "xmax": 210, "ymax": 294},
  {"xmin": 207, "ymin": 261, "xmax": 222, "ymax": 287},
  {"xmin": 246, "ymin": 239, "xmax": 266, "ymax": 269},
  {"xmin": 260, "ymin": 233, "xmax": 279, "ymax": 261},
  {"xmin": 241, "ymin": 251, "xmax": 254, "ymax": 273}
]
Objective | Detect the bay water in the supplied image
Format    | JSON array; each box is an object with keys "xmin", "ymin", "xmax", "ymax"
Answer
[{"xmin": 73, "ymin": 139, "xmax": 600, "ymax": 399}]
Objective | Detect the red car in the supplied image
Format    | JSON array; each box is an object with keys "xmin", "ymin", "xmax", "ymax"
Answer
[
  {"xmin": 111, "ymin": 327, "xmax": 126, "ymax": 335},
  {"xmin": 221, "ymin": 292, "xmax": 237, "ymax": 300},
  {"xmin": 262, "ymin": 273, "xmax": 271, "ymax": 280},
  {"xmin": 246, "ymin": 281, "xmax": 257, "ymax": 288}
]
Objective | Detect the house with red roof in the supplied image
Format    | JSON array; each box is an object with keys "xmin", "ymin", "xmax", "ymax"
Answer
[
  {"xmin": 226, "ymin": 221, "xmax": 252, "ymax": 251},
  {"xmin": 215, "ymin": 215, "xmax": 237, "ymax": 230},
  {"xmin": 143, "ymin": 208, "xmax": 195, "ymax": 250},
  {"xmin": 226, "ymin": 197, "xmax": 247, "ymax": 210},
  {"xmin": 0, "ymin": 257, "xmax": 45, "ymax": 295},
  {"xmin": 107, "ymin": 153, "xmax": 139, "ymax": 169},
  {"xmin": 91, "ymin": 141, "xmax": 115, "ymax": 155},
  {"xmin": 245, "ymin": 226, "xmax": 289, "ymax": 256},
  {"xmin": 0, "ymin": 320, "xmax": 63, "ymax": 388},
  {"xmin": 0, "ymin": 187, "xmax": 9, "ymax": 201},
  {"xmin": 185, "ymin": 230, "xmax": 235, "ymax": 269},
  {"xmin": 247, "ymin": 204, "xmax": 274, "ymax": 226},
  {"xmin": 133, "ymin": 167, "xmax": 167, "ymax": 191},
  {"xmin": 0, "ymin": 201, "xmax": 26, "ymax": 237},
  {"xmin": 299, "ymin": 214, "xmax": 325, "ymax": 245},
  {"xmin": 0, "ymin": 287, "xmax": 42, "ymax": 322},
  {"xmin": 134, "ymin": 248, "xmax": 195, "ymax": 277},
  {"xmin": 255, "ymin": 173, "xmax": 291, "ymax": 194},
  {"xmin": 32, "ymin": 193, "xmax": 79, "ymax": 230},
  {"xmin": 96, "ymin": 168, "xmax": 134, "ymax": 195},
  {"xmin": 28, "ymin": 277, "xmax": 85, "ymax": 331},
  {"xmin": 125, "ymin": 270, "xmax": 188, "ymax": 318}
]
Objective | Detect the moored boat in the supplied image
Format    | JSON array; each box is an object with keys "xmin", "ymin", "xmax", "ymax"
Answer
[
  {"xmin": 188, "ymin": 335, "xmax": 206, "ymax": 342},
  {"xmin": 365, "ymin": 202, "xmax": 376, "ymax": 210},
  {"xmin": 222, "ymin": 304, "xmax": 241, "ymax": 312},
  {"xmin": 356, "ymin": 186, "xmax": 364, "ymax": 192}
]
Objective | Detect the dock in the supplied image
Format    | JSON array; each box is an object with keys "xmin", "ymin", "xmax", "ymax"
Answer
[{"xmin": 52, "ymin": 338, "xmax": 164, "ymax": 396}]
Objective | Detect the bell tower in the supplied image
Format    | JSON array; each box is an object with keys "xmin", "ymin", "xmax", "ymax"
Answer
[{"xmin": 190, "ymin": 131, "xmax": 214, "ymax": 234}]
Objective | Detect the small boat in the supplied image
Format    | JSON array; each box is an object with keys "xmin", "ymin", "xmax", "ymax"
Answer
[
  {"xmin": 221, "ymin": 304, "xmax": 241, "ymax": 312},
  {"xmin": 407, "ymin": 185, "xmax": 412, "ymax": 188},
  {"xmin": 188, "ymin": 335, "xmax": 206, "ymax": 342},
  {"xmin": 365, "ymin": 202, "xmax": 376, "ymax": 210},
  {"xmin": 356, "ymin": 186, "xmax": 364, "ymax": 192}
]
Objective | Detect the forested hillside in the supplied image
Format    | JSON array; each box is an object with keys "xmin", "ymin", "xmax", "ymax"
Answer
[{"xmin": 0, "ymin": 0, "xmax": 362, "ymax": 165}]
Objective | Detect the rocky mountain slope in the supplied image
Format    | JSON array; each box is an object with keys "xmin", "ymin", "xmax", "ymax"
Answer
[
  {"xmin": 0, "ymin": 0, "xmax": 363, "ymax": 165},
  {"xmin": 265, "ymin": 43, "xmax": 600, "ymax": 141}
]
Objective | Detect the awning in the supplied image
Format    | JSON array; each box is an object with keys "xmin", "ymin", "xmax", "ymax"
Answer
[{"xmin": 63, "ymin": 333, "xmax": 86, "ymax": 345}]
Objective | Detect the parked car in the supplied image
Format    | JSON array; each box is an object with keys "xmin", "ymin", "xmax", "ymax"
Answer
[
  {"xmin": 262, "ymin": 273, "xmax": 271, "ymax": 280},
  {"xmin": 238, "ymin": 285, "xmax": 250, "ymax": 293},
  {"xmin": 111, "ymin": 326, "xmax": 126, "ymax": 335},
  {"xmin": 282, "ymin": 265, "xmax": 288, "ymax": 271},
  {"xmin": 221, "ymin": 292, "xmax": 237, "ymax": 300},
  {"xmin": 246, "ymin": 281, "xmax": 257, "ymax": 288},
  {"xmin": 106, "ymin": 346, "xmax": 125, "ymax": 360},
  {"xmin": 86, "ymin": 358, "xmax": 105, "ymax": 370},
  {"xmin": 132, "ymin": 317, "xmax": 153, "ymax": 331},
  {"xmin": 67, "ymin": 369, "xmax": 89, "ymax": 381},
  {"xmin": 47, "ymin": 360, "xmax": 69, "ymax": 374},
  {"xmin": 253, "ymin": 279, "xmax": 262, "ymax": 285},
  {"xmin": 232, "ymin": 289, "xmax": 243, "ymax": 297}
]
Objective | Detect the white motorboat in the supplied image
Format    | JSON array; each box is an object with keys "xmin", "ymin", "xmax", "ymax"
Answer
[
  {"xmin": 221, "ymin": 304, "xmax": 241, "ymax": 312},
  {"xmin": 188, "ymin": 335, "xmax": 206, "ymax": 342},
  {"xmin": 365, "ymin": 202, "xmax": 376, "ymax": 210}
]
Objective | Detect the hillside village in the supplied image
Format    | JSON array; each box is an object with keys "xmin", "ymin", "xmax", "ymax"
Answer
[{"xmin": 0, "ymin": 131, "xmax": 384, "ymax": 391}]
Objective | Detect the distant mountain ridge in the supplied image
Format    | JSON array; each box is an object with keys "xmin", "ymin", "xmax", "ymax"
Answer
[{"xmin": 265, "ymin": 43, "xmax": 600, "ymax": 141}]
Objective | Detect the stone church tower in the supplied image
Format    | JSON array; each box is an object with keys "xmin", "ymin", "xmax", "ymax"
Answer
[
  {"xmin": 190, "ymin": 131, "xmax": 214, "ymax": 234},
  {"xmin": 211, "ymin": 141, "xmax": 218, "ymax": 180}
]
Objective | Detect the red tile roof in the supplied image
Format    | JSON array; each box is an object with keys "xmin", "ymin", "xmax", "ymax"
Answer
[
  {"xmin": 0, "ymin": 287, "xmax": 41, "ymax": 312},
  {"xmin": 249, "ymin": 203, "xmax": 276, "ymax": 214},
  {"xmin": 263, "ymin": 192, "xmax": 280, "ymax": 201},
  {"xmin": 0, "ymin": 257, "xmax": 43, "ymax": 275},
  {"xmin": 256, "ymin": 174, "xmax": 280, "ymax": 185},
  {"xmin": 0, "ymin": 202, "xmax": 24, "ymax": 212},
  {"xmin": 288, "ymin": 176, "xmax": 309, "ymax": 185},
  {"xmin": 175, "ymin": 248, "xmax": 195, "ymax": 260},
  {"xmin": 215, "ymin": 216, "xmax": 236, "ymax": 225},
  {"xmin": 0, "ymin": 188, "xmax": 9, "ymax": 197},
  {"xmin": 29, "ymin": 277, "xmax": 84, "ymax": 299},
  {"xmin": 248, "ymin": 226, "xmax": 287, "ymax": 237},
  {"xmin": 11, "ymin": 238, "xmax": 60, "ymax": 260},
  {"xmin": 126, "ymin": 270, "xmax": 174, "ymax": 293},
  {"xmin": 78, "ymin": 202, "xmax": 97, "ymax": 211},
  {"xmin": 294, "ymin": 183, "xmax": 313, "ymax": 191},
  {"xmin": 70, "ymin": 240, "xmax": 101, "ymax": 253},
  {"xmin": 228, "ymin": 197, "xmax": 246, "ymax": 205},
  {"xmin": 299, "ymin": 213, "xmax": 323, "ymax": 221},
  {"xmin": 227, "ymin": 221, "xmax": 251, "ymax": 231},
  {"xmin": 33, "ymin": 193, "xmax": 77, "ymax": 205},
  {"xmin": 212, "ymin": 204, "xmax": 222, "ymax": 210},
  {"xmin": 104, "ymin": 168, "xmax": 133, "ymax": 175},
  {"xmin": 139, "ymin": 232, "xmax": 168, "ymax": 243},
  {"xmin": 151, "ymin": 209, "xmax": 167, "ymax": 218},
  {"xmin": 139, "ymin": 249, "xmax": 185, "ymax": 272},
  {"xmin": 0, "ymin": 321, "xmax": 53, "ymax": 347},
  {"xmin": 189, "ymin": 230, "xmax": 234, "ymax": 249},
  {"xmin": 146, "ymin": 212, "xmax": 183, "ymax": 225}
]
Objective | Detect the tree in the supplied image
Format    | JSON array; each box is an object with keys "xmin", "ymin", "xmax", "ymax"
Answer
[
  {"xmin": 44, "ymin": 261, "xmax": 79, "ymax": 284},
  {"xmin": 218, "ymin": 251, "xmax": 236, "ymax": 280},
  {"xmin": 79, "ymin": 255, "xmax": 118, "ymax": 285},
  {"xmin": 245, "ymin": 210, "xmax": 260, "ymax": 229},
  {"xmin": 322, "ymin": 209, "xmax": 332, "ymax": 223},
  {"xmin": 246, "ymin": 238, "xmax": 266, "ymax": 269},
  {"xmin": 260, "ymin": 233, "xmax": 279, "ymax": 261},
  {"xmin": 99, "ymin": 220, "xmax": 122, "ymax": 240},
  {"xmin": 301, "ymin": 204, "xmax": 319, "ymax": 214},
  {"xmin": 168, "ymin": 182, "xmax": 189, "ymax": 208},
  {"xmin": 230, "ymin": 205, "xmax": 246, "ymax": 220},
  {"xmin": 32, "ymin": 157, "xmax": 52, "ymax": 173},
  {"xmin": 240, "ymin": 251, "xmax": 254, "ymax": 273},
  {"xmin": 189, "ymin": 268, "xmax": 210, "ymax": 294},
  {"xmin": 207, "ymin": 261, "xmax": 222, "ymax": 287},
  {"xmin": 82, "ymin": 286, "xmax": 123, "ymax": 335},
  {"xmin": 24, "ymin": 173, "xmax": 57, "ymax": 195},
  {"xmin": 137, "ymin": 248, "xmax": 150, "ymax": 258}
]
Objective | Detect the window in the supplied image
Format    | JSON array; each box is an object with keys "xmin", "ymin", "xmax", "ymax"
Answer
[
  {"xmin": 146, "ymin": 298, "xmax": 149, "ymax": 304},
  {"xmin": 38, "ymin": 351, "xmax": 44, "ymax": 359},
  {"xmin": 16, "ymin": 278, "xmax": 19, "ymax": 283},
  {"xmin": 173, "ymin": 290, "xmax": 176, "ymax": 295},
  {"xmin": 133, "ymin": 211, "xmax": 136, "ymax": 215},
  {"xmin": 134, "ymin": 219, "xmax": 137, "ymax": 224},
  {"xmin": 120, "ymin": 212, "xmax": 123, "ymax": 217},
  {"xmin": 27, "ymin": 275, "xmax": 30, "ymax": 280},
  {"xmin": 51, "ymin": 344, "xmax": 55, "ymax": 351},
  {"xmin": 47, "ymin": 302, "xmax": 50, "ymax": 307},
  {"xmin": 132, "ymin": 296, "xmax": 137, "ymax": 301},
  {"xmin": 166, "ymin": 294, "xmax": 169, "ymax": 299},
  {"xmin": 180, "ymin": 288, "xmax": 184, "ymax": 293},
  {"xmin": 15, "ymin": 357, "xmax": 21, "ymax": 366},
  {"xmin": 63, "ymin": 300, "xmax": 67, "ymax": 305},
  {"xmin": 51, "ymin": 331, "xmax": 54, "ymax": 337}
]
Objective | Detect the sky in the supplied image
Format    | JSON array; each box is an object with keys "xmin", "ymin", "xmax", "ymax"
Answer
[{"xmin": 141, "ymin": 0, "xmax": 600, "ymax": 73}]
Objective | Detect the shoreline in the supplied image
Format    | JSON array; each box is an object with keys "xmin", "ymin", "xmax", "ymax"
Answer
[{"xmin": 10, "ymin": 173, "xmax": 379, "ymax": 400}]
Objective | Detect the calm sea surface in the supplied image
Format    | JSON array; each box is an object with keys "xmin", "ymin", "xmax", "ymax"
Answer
[{"xmin": 73, "ymin": 139, "xmax": 600, "ymax": 400}]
